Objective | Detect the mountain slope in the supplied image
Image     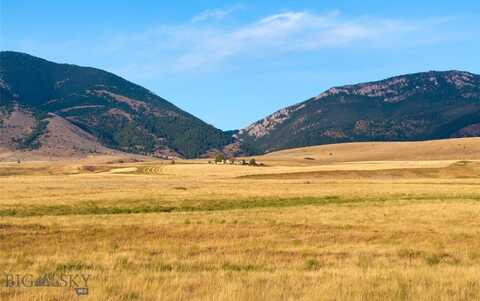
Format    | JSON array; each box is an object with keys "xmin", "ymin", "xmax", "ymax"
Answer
[
  {"xmin": 238, "ymin": 71, "xmax": 480, "ymax": 153},
  {"xmin": 0, "ymin": 51, "xmax": 232, "ymax": 158}
]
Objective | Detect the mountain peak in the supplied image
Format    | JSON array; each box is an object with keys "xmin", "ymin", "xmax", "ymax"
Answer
[
  {"xmin": 314, "ymin": 70, "xmax": 480, "ymax": 103},
  {"xmin": 240, "ymin": 70, "xmax": 480, "ymax": 153}
]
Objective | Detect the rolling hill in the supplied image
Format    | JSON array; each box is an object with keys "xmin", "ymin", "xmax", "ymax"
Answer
[
  {"xmin": 238, "ymin": 71, "xmax": 480, "ymax": 154},
  {"xmin": 0, "ymin": 51, "xmax": 233, "ymax": 159},
  {"xmin": 253, "ymin": 137, "xmax": 480, "ymax": 165}
]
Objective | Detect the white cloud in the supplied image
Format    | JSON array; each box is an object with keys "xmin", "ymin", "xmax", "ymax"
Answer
[
  {"xmin": 83, "ymin": 10, "xmax": 456, "ymax": 77},
  {"xmin": 169, "ymin": 11, "xmax": 452, "ymax": 71},
  {"xmin": 191, "ymin": 5, "xmax": 245, "ymax": 23}
]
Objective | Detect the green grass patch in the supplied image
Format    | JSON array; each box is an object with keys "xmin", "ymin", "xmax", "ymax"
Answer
[
  {"xmin": 0, "ymin": 195, "xmax": 366, "ymax": 217},
  {"xmin": 304, "ymin": 258, "xmax": 322, "ymax": 271},
  {"xmin": 2, "ymin": 194, "xmax": 479, "ymax": 218},
  {"xmin": 55, "ymin": 260, "xmax": 94, "ymax": 272},
  {"xmin": 222, "ymin": 262, "xmax": 260, "ymax": 272}
]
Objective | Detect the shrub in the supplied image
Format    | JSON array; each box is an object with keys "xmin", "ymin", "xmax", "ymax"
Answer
[
  {"xmin": 215, "ymin": 153, "xmax": 225, "ymax": 163},
  {"xmin": 425, "ymin": 253, "xmax": 442, "ymax": 266},
  {"xmin": 305, "ymin": 258, "xmax": 321, "ymax": 271}
]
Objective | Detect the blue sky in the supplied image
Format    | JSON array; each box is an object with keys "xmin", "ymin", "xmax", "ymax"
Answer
[{"xmin": 1, "ymin": 1, "xmax": 479, "ymax": 130}]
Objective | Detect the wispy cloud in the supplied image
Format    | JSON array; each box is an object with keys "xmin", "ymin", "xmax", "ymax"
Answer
[
  {"xmin": 191, "ymin": 5, "xmax": 245, "ymax": 23},
  {"xmin": 13, "ymin": 9, "xmax": 456, "ymax": 79},
  {"xmin": 150, "ymin": 10, "xmax": 454, "ymax": 72}
]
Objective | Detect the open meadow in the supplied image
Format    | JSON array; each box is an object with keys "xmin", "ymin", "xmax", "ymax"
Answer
[{"xmin": 1, "ymin": 138, "xmax": 480, "ymax": 300}]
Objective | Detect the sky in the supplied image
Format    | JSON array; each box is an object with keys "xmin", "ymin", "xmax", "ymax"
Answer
[{"xmin": 1, "ymin": 1, "xmax": 480, "ymax": 130}]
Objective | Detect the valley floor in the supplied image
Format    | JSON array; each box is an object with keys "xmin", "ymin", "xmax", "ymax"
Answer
[{"xmin": 1, "ymin": 152, "xmax": 480, "ymax": 300}]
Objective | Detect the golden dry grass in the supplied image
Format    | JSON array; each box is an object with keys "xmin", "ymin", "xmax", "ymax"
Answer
[
  {"xmin": 255, "ymin": 137, "xmax": 480, "ymax": 166},
  {"xmin": 1, "ymin": 139, "xmax": 480, "ymax": 300}
]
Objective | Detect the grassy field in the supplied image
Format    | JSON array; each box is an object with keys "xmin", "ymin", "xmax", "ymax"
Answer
[{"xmin": 1, "ymin": 138, "xmax": 480, "ymax": 300}]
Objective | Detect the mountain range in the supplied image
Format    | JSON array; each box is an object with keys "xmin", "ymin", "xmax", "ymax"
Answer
[{"xmin": 1, "ymin": 51, "xmax": 479, "ymax": 159}]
